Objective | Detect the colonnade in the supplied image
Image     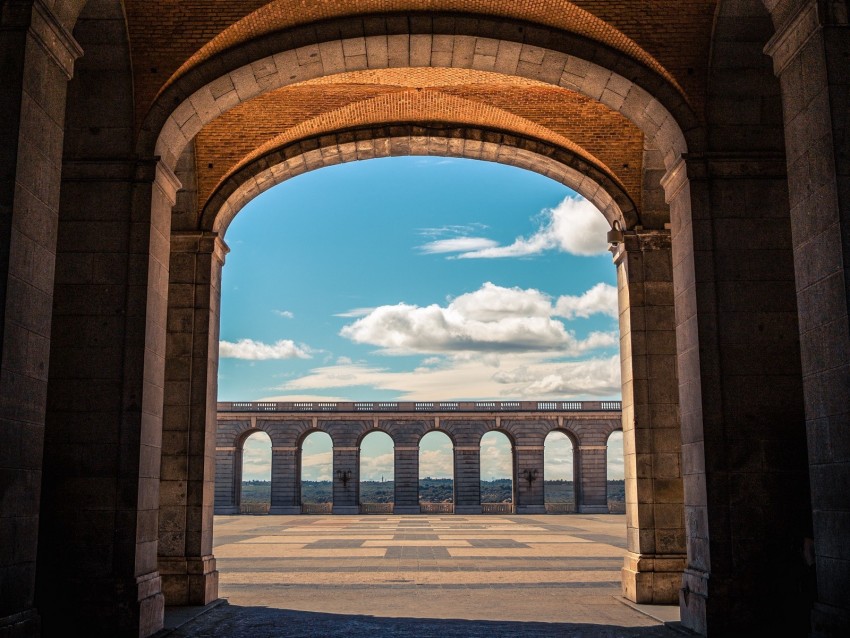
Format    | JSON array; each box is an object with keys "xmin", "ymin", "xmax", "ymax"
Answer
[{"xmin": 214, "ymin": 402, "xmax": 622, "ymax": 515}]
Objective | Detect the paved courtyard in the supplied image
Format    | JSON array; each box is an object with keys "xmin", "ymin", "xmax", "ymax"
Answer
[{"xmin": 160, "ymin": 514, "xmax": 688, "ymax": 637}]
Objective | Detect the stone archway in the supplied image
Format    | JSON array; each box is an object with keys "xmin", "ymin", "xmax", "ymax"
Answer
[{"xmin": 1, "ymin": 1, "xmax": 842, "ymax": 635}]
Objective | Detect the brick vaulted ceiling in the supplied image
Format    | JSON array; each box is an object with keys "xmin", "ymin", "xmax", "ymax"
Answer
[{"xmin": 119, "ymin": 1, "xmax": 719, "ymax": 223}]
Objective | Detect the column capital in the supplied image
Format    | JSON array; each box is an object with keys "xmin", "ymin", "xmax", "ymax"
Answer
[
  {"xmin": 612, "ymin": 228, "xmax": 672, "ymax": 265},
  {"xmin": 134, "ymin": 157, "xmax": 182, "ymax": 205},
  {"xmin": 170, "ymin": 230, "xmax": 230, "ymax": 262},
  {"xmin": 23, "ymin": 0, "xmax": 83, "ymax": 79},
  {"xmin": 764, "ymin": 0, "xmax": 824, "ymax": 75},
  {"xmin": 661, "ymin": 152, "xmax": 787, "ymax": 203}
]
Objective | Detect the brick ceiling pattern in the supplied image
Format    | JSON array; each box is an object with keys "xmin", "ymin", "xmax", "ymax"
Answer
[
  {"xmin": 117, "ymin": 1, "xmax": 720, "ymax": 224},
  {"xmin": 195, "ymin": 74, "xmax": 643, "ymax": 210}
]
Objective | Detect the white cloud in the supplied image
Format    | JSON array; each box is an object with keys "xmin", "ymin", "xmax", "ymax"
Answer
[
  {"xmin": 334, "ymin": 307, "xmax": 374, "ymax": 318},
  {"xmin": 267, "ymin": 353, "xmax": 621, "ymax": 401},
  {"xmin": 360, "ymin": 452, "xmax": 394, "ymax": 481},
  {"xmin": 555, "ymin": 283, "xmax": 618, "ymax": 319},
  {"xmin": 420, "ymin": 196, "xmax": 610, "ymax": 259},
  {"xmin": 480, "ymin": 432, "xmax": 513, "ymax": 480},
  {"xmin": 419, "ymin": 448, "xmax": 454, "ymax": 479},
  {"xmin": 241, "ymin": 433, "xmax": 272, "ymax": 480},
  {"xmin": 419, "ymin": 237, "xmax": 499, "ymax": 254},
  {"xmin": 339, "ymin": 282, "xmax": 616, "ymax": 355},
  {"xmin": 274, "ymin": 310, "xmax": 295, "ymax": 319},
  {"xmin": 219, "ymin": 338, "xmax": 311, "ymax": 360}
]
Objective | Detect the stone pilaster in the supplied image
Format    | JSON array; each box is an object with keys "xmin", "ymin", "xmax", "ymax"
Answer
[
  {"xmin": 0, "ymin": 2, "xmax": 80, "ymax": 635},
  {"xmin": 576, "ymin": 445, "xmax": 609, "ymax": 514},
  {"xmin": 394, "ymin": 446, "xmax": 420, "ymax": 514},
  {"xmin": 214, "ymin": 446, "xmax": 239, "ymax": 514},
  {"xmin": 614, "ymin": 229, "xmax": 686, "ymax": 604},
  {"xmin": 454, "ymin": 446, "xmax": 482, "ymax": 514},
  {"xmin": 663, "ymin": 150, "xmax": 810, "ymax": 634},
  {"xmin": 158, "ymin": 231, "xmax": 227, "ymax": 606},
  {"xmin": 515, "ymin": 446, "xmax": 545, "ymax": 514},
  {"xmin": 40, "ymin": 157, "xmax": 176, "ymax": 637},
  {"xmin": 766, "ymin": 4, "xmax": 850, "ymax": 635},
  {"xmin": 269, "ymin": 446, "xmax": 300, "ymax": 514},
  {"xmin": 332, "ymin": 446, "xmax": 359, "ymax": 514}
]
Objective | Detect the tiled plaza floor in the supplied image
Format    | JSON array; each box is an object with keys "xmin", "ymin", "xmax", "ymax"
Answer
[{"xmin": 159, "ymin": 514, "xmax": 690, "ymax": 637}]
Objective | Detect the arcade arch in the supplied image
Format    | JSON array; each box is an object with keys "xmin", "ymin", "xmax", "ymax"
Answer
[
  {"xmin": 419, "ymin": 430, "xmax": 455, "ymax": 513},
  {"xmin": 299, "ymin": 430, "xmax": 333, "ymax": 510},
  {"xmin": 239, "ymin": 431, "xmax": 273, "ymax": 513},
  {"xmin": 544, "ymin": 430, "xmax": 577, "ymax": 513},
  {"xmin": 359, "ymin": 431, "xmax": 395, "ymax": 512},
  {"xmin": 1, "ymin": 0, "xmax": 836, "ymax": 636},
  {"xmin": 479, "ymin": 430, "xmax": 515, "ymax": 513}
]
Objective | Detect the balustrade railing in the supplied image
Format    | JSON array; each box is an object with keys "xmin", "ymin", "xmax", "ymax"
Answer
[
  {"xmin": 360, "ymin": 503, "xmax": 394, "ymax": 514},
  {"xmin": 219, "ymin": 400, "xmax": 622, "ymax": 413},
  {"xmin": 481, "ymin": 503, "xmax": 513, "ymax": 514},
  {"xmin": 419, "ymin": 502, "xmax": 454, "ymax": 513},
  {"xmin": 301, "ymin": 502, "xmax": 332, "ymax": 514}
]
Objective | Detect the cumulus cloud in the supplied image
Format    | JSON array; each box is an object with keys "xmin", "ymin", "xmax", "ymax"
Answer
[
  {"xmin": 418, "ymin": 197, "xmax": 610, "ymax": 259},
  {"xmin": 555, "ymin": 283, "xmax": 618, "ymax": 319},
  {"xmin": 219, "ymin": 338, "xmax": 311, "ymax": 360},
  {"xmin": 274, "ymin": 310, "xmax": 295, "ymax": 319},
  {"xmin": 339, "ymin": 282, "xmax": 616, "ymax": 356}
]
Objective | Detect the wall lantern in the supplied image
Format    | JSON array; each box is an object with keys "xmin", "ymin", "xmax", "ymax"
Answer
[
  {"xmin": 336, "ymin": 469, "xmax": 352, "ymax": 487},
  {"xmin": 522, "ymin": 468, "xmax": 538, "ymax": 487},
  {"xmin": 607, "ymin": 220, "xmax": 624, "ymax": 246}
]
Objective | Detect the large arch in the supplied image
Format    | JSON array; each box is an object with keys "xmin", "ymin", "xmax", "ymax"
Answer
[
  {"xmin": 0, "ymin": 1, "xmax": 846, "ymax": 636},
  {"xmin": 154, "ymin": 23, "xmax": 689, "ymax": 619}
]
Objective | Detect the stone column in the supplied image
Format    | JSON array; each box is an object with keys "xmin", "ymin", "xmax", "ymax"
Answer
[
  {"xmin": 332, "ymin": 446, "xmax": 359, "ymax": 514},
  {"xmin": 394, "ymin": 446, "xmax": 420, "ymax": 514},
  {"xmin": 269, "ymin": 446, "xmax": 300, "ymax": 514},
  {"xmin": 159, "ymin": 231, "xmax": 227, "ymax": 606},
  {"xmin": 0, "ymin": 3, "xmax": 80, "ymax": 635},
  {"xmin": 576, "ymin": 446, "xmax": 609, "ymax": 514},
  {"xmin": 614, "ymin": 230, "xmax": 686, "ymax": 604},
  {"xmin": 766, "ymin": 4, "xmax": 850, "ymax": 635},
  {"xmin": 39, "ymin": 155, "xmax": 176, "ymax": 636},
  {"xmin": 454, "ymin": 446, "xmax": 482, "ymax": 514},
  {"xmin": 663, "ymin": 151, "xmax": 810, "ymax": 634},
  {"xmin": 214, "ymin": 446, "xmax": 239, "ymax": 514},
  {"xmin": 515, "ymin": 446, "xmax": 545, "ymax": 514}
]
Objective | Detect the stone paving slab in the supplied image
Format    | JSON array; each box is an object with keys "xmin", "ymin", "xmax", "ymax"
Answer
[{"xmin": 157, "ymin": 514, "xmax": 691, "ymax": 637}]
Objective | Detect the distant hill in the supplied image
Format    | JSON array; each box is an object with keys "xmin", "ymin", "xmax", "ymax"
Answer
[{"xmin": 240, "ymin": 478, "xmax": 625, "ymax": 504}]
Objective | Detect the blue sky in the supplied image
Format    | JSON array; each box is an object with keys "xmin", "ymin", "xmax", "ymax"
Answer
[{"xmin": 221, "ymin": 156, "xmax": 624, "ymax": 481}]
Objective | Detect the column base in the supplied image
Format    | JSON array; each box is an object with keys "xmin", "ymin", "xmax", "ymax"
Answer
[
  {"xmin": 455, "ymin": 505, "xmax": 482, "ymax": 514},
  {"xmin": 677, "ymin": 567, "xmax": 709, "ymax": 636},
  {"xmin": 621, "ymin": 551, "xmax": 687, "ymax": 605},
  {"xmin": 214, "ymin": 506, "xmax": 239, "ymax": 515},
  {"xmin": 811, "ymin": 602, "xmax": 850, "ymax": 638},
  {"xmin": 332, "ymin": 506, "xmax": 360, "ymax": 515},
  {"xmin": 393, "ymin": 505, "xmax": 421, "ymax": 514},
  {"xmin": 516, "ymin": 505, "xmax": 546, "ymax": 514},
  {"xmin": 578, "ymin": 504, "xmax": 610, "ymax": 514},
  {"xmin": 0, "ymin": 608, "xmax": 40, "ymax": 637},
  {"xmin": 137, "ymin": 571, "xmax": 166, "ymax": 638},
  {"xmin": 268, "ymin": 506, "xmax": 302, "ymax": 515},
  {"xmin": 159, "ymin": 556, "xmax": 218, "ymax": 607}
]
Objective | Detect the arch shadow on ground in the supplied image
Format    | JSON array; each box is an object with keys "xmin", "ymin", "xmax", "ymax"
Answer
[{"xmin": 158, "ymin": 602, "xmax": 691, "ymax": 638}]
